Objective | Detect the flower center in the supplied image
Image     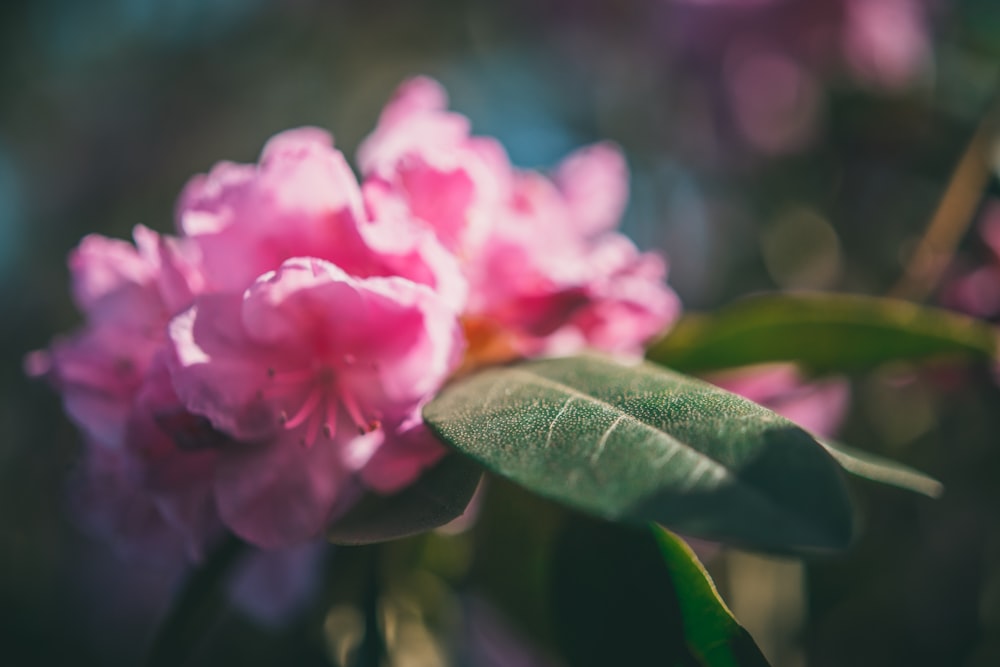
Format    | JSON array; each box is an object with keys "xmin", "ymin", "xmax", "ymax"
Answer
[{"xmin": 264, "ymin": 358, "xmax": 381, "ymax": 447}]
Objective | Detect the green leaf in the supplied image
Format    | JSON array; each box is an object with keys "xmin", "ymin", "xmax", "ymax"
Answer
[
  {"xmin": 550, "ymin": 516, "xmax": 769, "ymax": 667},
  {"xmin": 327, "ymin": 454, "xmax": 482, "ymax": 545},
  {"xmin": 817, "ymin": 439, "xmax": 944, "ymax": 498},
  {"xmin": 647, "ymin": 292, "xmax": 998, "ymax": 374},
  {"xmin": 653, "ymin": 526, "xmax": 771, "ymax": 667},
  {"xmin": 424, "ymin": 355, "xmax": 854, "ymax": 553}
]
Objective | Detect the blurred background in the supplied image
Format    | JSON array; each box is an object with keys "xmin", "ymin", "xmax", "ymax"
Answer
[{"xmin": 3, "ymin": 0, "xmax": 1000, "ymax": 665}]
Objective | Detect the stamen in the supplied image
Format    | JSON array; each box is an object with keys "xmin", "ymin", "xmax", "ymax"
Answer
[
  {"xmin": 301, "ymin": 410, "xmax": 321, "ymax": 448},
  {"xmin": 284, "ymin": 385, "xmax": 322, "ymax": 429},
  {"xmin": 340, "ymin": 388, "xmax": 368, "ymax": 431},
  {"xmin": 356, "ymin": 420, "xmax": 381, "ymax": 436}
]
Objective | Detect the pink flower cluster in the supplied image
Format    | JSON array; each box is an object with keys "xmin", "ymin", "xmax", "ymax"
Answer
[{"xmin": 27, "ymin": 77, "xmax": 679, "ymax": 555}]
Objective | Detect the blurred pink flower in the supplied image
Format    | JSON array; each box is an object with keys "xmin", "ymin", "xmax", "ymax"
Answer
[
  {"xmin": 29, "ymin": 75, "xmax": 678, "ymax": 555},
  {"xmin": 663, "ymin": 0, "xmax": 936, "ymax": 158},
  {"xmin": 943, "ymin": 201, "xmax": 1000, "ymax": 321},
  {"xmin": 25, "ymin": 225, "xmax": 221, "ymax": 558},
  {"xmin": 843, "ymin": 0, "xmax": 932, "ymax": 90}
]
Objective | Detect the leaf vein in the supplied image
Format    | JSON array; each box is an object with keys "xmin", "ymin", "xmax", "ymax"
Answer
[
  {"xmin": 591, "ymin": 414, "xmax": 625, "ymax": 464},
  {"xmin": 545, "ymin": 396, "xmax": 577, "ymax": 448}
]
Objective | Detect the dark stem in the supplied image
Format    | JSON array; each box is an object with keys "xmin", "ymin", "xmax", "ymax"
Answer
[
  {"xmin": 145, "ymin": 533, "xmax": 248, "ymax": 667},
  {"xmin": 355, "ymin": 544, "xmax": 385, "ymax": 667}
]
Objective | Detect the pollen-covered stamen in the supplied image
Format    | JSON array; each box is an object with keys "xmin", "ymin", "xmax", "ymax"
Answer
[
  {"xmin": 300, "ymin": 407, "xmax": 322, "ymax": 448},
  {"xmin": 283, "ymin": 383, "xmax": 323, "ymax": 429},
  {"xmin": 265, "ymin": 362, "xmax": 380, "ymax": 446},
  {"xmin": 340, "ymin": 387, "xmax": 376, "ymax": 435}
]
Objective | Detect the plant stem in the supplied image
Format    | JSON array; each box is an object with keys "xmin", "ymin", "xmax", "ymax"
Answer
[
  {"xmin": 354, "ymin": 544, "xmax": 385, "ymax": 667},
  {"xmin": 889, "ymin": 89, "xmax": 1000, "ymax": 301},
  {"xmin": 145, "ymin": 533, "xmax": 247, "ymax": 667}
]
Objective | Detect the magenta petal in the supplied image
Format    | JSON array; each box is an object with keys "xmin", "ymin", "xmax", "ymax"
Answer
[
  {"xmin": 362, "ymin": 182, "xmax": 470, "ymax": 309},
  {"xmin": 69, "ymin": 233, "xmax": 163, "ymax": 329},
  {"xmin": 359, "ymin": 418, "xmax": 448, "ymax": 494},
  {"xmin": 258, "ymin": 127, "xmax": 365, "ymax": 223},
  {"xmin": 176, "ymin": 128, "xmax": 369, "ymax": 293},
  {"xmin": 168, "ymin": 293, "xmax": 278, "ymax": 441},
  {"xmin": 41, "ymin": 326, "xmax": 157, "ymax": 448},
  {"xmin": 358, "ymin": 77, "xmax": 471, "ymax": 179},
  {"xmin": 133, "ymin": 224, "xmax": 204, "ymax": 316},
  {"xmin": 555, "ymin": 142, "xmax": 629, "ymax": 237},
  {"xmin": 214, "ymin": 435, "xmax": 349, "ymax": 549},
  {"xmin": 74, "ymin": 443, "xmax": 216, "ymax": 564}
]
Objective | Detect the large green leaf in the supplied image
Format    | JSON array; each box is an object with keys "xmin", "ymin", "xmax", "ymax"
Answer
[
  {"xmin": 647, "ymin": 292, "xmax": 998, "ymax": 374},
  {"xmin": 550, "ymin": 516, "xmax": 769, "ymax": 667},
  {"xmin": 424, "ymin": 355, "xmax": 854, "ymax": 553},
  {"xmin": 326, "ymin": 454, "xmax": 482, "ymax": 545}
]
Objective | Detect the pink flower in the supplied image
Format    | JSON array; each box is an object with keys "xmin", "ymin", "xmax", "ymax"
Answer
[
  {"xmin": 167, "ymin": 257, "xmax": 464, "ymax": 547},
  {"xmin": 29, "ymin": 75, "xmax": 679, "ymax": 556}
]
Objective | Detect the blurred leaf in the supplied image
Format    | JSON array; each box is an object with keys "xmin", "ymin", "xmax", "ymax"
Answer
[
  {"xmin": 652, "ymin": 526, "xmax": 771, "ymax": 667},
  {"xmin": 550, "ymin": 516, "xmax": 769, "ymax": 667},
  {"xmin": 466, "ymin": 477, "xmax": 565, "ymax": 648},
  {"xmin": 817, "ymin": 439, "xmax": 944, "ymax": 498},
  {"xmin": 327, "ymin": 454, "xmax": 482, "ymax": 545},
  {"xmin": 424, "ymin": 355, "xmax": 853, "ymax": 553},
  {"xmin": 647, "ymin": 292, "xmax": 998, "ymax": 374},
  {"xmin": 549, "ymin": 516, "xmax": 694, "ymax": 666}
]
